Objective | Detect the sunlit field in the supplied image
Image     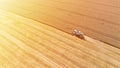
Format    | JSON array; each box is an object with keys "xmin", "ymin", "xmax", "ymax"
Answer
[{"xmin": 0, "ymin": 0, "xmax": 120, "ymax": 67}]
